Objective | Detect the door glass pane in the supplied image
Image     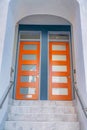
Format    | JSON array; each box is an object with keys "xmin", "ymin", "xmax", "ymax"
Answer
[
  {"xmin": 52, "ymin": 65, "xmax": 67, "ymax": 72},
  {"xmin": 22, "ymin": 54, "xmax": 36, "ymax": 60},
  {"xmin": 52, "ymin": 76, "xmax": 67, "ymax": 83},
  {"xmin": 21, "ymin": 76, "xmax": 36, "ymax": 82},
  {"xmin": 52, "ymin": 88, "xmax": 68, "ymax": 95},
  {"xmin": 23, "ymin": 45, "xmax": 37, "ymax": 50},
  {"xmin": 20, "ymin": 32, "xmax": 40, "ymax": 40},
  {"xmin": 20, "ymin": 87, "xmax": 36, "ymax": 95},
  {"xmin": 52, "ymin": 45, "xmax": 66, "ymax": 51},
  {"xmin": 52, "ymin": 55, "xmax": 66, "ymax": 61},
  {"xmin": 22, "ymin": 65, "xmax": 36, "ymax": 71},
  {"xmin": 49, "ymin": 33, "xmax": 69, "ymax": 41}
]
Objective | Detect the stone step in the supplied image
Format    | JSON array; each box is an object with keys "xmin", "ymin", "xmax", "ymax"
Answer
[
  {"xmin": 9, "ymin": 106, "xmax": 76, "ymax": 114},
  {"xmin": 12, "ymin": 100, "xmax": 74, "ymax": 107},
  {"xmin": 8, "ymin": 113, "xmax": 78, "ymax": 122},
  {"xmin": 5, "ymin": 121, "xmax": 80, "ymax": 130}
]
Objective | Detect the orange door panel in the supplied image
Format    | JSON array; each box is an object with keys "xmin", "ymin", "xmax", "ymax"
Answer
[
  {"xmin": 16, "ymin": 41, "xmax": 40, "ymax": 100},
  {"xmin": 49, "ymin": 42, "xmax": 72, "ymax": 100}
]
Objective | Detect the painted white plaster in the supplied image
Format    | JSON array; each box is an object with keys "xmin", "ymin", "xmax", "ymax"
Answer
[
  {"xmin": 0, "ymin": 2, "xmax": 15, "ymax": 100},
  {"xmin": 0, "ymin": 1, "xmax": 15, "ymax": 128},
  {"xmin": 0, "ymin": 1, "xmax": 11, "ymax": 129},
  {"xmin": 19, "ymin": 15, "xmax": 70, "ymax": 25},
  {"xmin": 9, "ymin": 0, "xmax": 76, "ymax": 24},
  {"xmin": 73, "ymin": 2, "xmax": 86, "ymax": 97},
  {"xmin": 80, "ymin": 6, "xmax": 87, "ymax": 92},
  {"xmin": 0, "ymin": 0, "xmax": 9, "ymax": 74}
]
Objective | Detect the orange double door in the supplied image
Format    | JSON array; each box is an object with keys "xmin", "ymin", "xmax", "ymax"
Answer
[{"xmin": 16, "ymin": 41, "xmax": 72, "ymax": 100}]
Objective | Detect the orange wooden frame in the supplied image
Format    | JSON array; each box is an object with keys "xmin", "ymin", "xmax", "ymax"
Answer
[
  {"xmin": 16, "ymin": 41, "xmax": 40, "ymax": 100},
  {"xmin": 49, "ymin": 42, "xmax": 72, "ymax": 100}
]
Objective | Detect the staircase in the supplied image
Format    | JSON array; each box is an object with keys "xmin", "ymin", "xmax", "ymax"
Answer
[{"xmin": 4, "ymin": 100, "xmax": 80, "ymax": 130}]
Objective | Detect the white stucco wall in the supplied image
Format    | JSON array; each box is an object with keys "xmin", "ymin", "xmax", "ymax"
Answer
[
  {"xmin": 0, "ymin": 1, "xmax": 15, "ymax": 99},
  {"xmin": 80, "ymin": 4, "xmax": 87, "ymax": 92},
  {"xmin": 0, "ymin": 1, "xmax": 10, "ymax": 128},
  {"xmin": 72, "ymin": 3, "xmax": 87, "ymax": 130},
  {"xmin": 0, "ymin": 0, "xmax": 9, "ymax": 74},
  {"xmin": 0, "ymin": 0, "xmax": 15, "ymax": 128},
  {"xmin": 0, "ymin": 0, "xmax": 87, "ymax": 129}
]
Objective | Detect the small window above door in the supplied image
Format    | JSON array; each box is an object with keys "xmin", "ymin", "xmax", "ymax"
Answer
[
  {"xmin": 49, "ymin": 32, "xmax": 70, "ymax": 42},
  {"xmin": 20, "ymin": 31, "xmax": 41, "ymax": 41}
]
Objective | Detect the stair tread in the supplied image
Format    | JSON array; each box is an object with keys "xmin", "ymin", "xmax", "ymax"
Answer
[
  {"xmin": 12, "ymin": 101, "xmax": 74, "ymax": 108},
  {"xmin": 8, "ymin": 113, "xmax": 78, "ymax": 122},
  {"xmin": 9, "ymin": 104, "xmax": 76, "ymax": 109},
  {"xmin": 5, "ymin": 121, "xmax": 80, "ymax": 123},
  {"xmin": 12, "ymin": 100, "xmax": 73, "ymax": 102},
  {"xmin": 5, "ymin": 121, "xmax": 80, "ymax": 130},
  {"xmin": 8, "ymin": 106, "xmax": 75, "ymax": 109},
  {"xmin": 8, "ymin": 113, "xmax": 77, "ymax": 115},
  {"xmin": 9, "ymin": 105, "xmax": 75, "ymax": 108}
]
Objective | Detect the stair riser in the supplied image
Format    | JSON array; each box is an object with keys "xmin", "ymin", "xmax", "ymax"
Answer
[
  {"xmin": 5, "ymin": 122, "xmax": 80, "ymax": 130},
  {"xmin": 12, "ymin": 101, "xmax": 74, "ymax": 107},
  {"xmin": 9, "ymin": 106, "xmax": 76, "ymax": 114},
  {"xmin": 8, "ymin": 114, "xmax": 77, "ymax": 122}
]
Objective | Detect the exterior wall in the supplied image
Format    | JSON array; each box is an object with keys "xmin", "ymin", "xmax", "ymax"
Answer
[
  {"xmin": 0, "ymin": 0, "xmax": 9, "ymax": 75},
  {"xmin": 73, "ymin": 2, "xmax": 87, "ymax": 130},
  {"xmin": 0, "ymin": 1, "xmax": 10, "ymax": 128},
  {"xmin": 0, "ymin": 0, "xmax": 87, "ymax": 129},
  {"xmin": 10, "ymin": 0, "xmax": 76, "ymax": 24},
  {"xmin": 0, "ymin": 0, "xmax": 15, "ymax": 128},
  {"xmin": 80, "ymin": 3, "xmax": 87, "ymax": 92}
]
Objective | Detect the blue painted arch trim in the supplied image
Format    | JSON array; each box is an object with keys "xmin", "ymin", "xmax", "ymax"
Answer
[{"xmin": 19, "ymin": 25, "xmax": 71, "ymax": 32}]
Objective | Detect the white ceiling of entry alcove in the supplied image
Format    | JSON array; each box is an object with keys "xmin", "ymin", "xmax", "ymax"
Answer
[
  {"xmin": 9, "ymin": 0, "xmax": 79, "ymax": 24},
  {"xmin": 19, "ymin": 15, "xmax": 71, "ymax": 25}
]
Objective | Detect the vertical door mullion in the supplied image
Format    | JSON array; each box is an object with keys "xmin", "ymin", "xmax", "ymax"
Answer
[{"xmin": 40, "ymin": 31, "xmax": 48, "ymax": 100}]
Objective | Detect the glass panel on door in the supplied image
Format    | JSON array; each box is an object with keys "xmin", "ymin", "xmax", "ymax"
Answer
[
  {"xmin": 52, "ymin": 88, "xmax": 68, "ymax": 95},
  {"xmin": 52, "ymin": 65, "xmax": 67, "ymax": 72},
  {"xmin": 22, "ymin": 65, "xmax": 36, "ymax": 71},
  {"xmin": 22, "ymin": 54, "xmax": 37, "ymax": 60},
  {"xmin": 52, "ymin": 76, "xmax": 68, "ymax": 83},
  {"xmin": 52, "ymin": 55, "xmax": 67, "ymax": 61},
  {"xmin": 52, "ymin": 45, "xmax": 66, "ymax": 51},
  {"xmin": 23, "ymin": 45, "xmax": 37, "ymax": 50},
  {"xmin": 20, "ymin": 87, "xmax": 36, "ymax": 95}
]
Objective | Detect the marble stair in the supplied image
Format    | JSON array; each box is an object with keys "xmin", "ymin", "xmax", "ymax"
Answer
[{"xmin": 4, "ymin": 100, "xmax": 80, "ymax": 130}]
